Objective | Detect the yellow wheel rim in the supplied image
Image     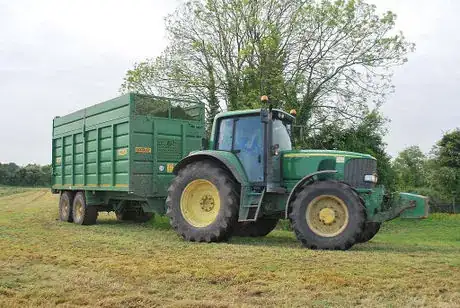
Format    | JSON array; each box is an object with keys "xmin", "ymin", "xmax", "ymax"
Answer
[
  {"xmin": 180, "ymin": 179, "xmax": 221, "ymax": 228},
  {"xmin": 306, "ymin": 195, "xmax": 349, "ymax": 237},
  {"xmin": 74, "ymin": 200, "xmax": 84, "ymax": 221},
  {"xmin": 61, "ymin": 198, "xmax": 70, "ymax": 218}
]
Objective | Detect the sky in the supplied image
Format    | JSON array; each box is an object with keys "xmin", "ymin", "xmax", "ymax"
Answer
[{"xmin": 0, "ymin": 0, "xmax": 459, "ymax": 165}]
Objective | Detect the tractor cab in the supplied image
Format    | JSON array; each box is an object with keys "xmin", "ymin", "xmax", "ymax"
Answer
[{"xmin": 210, "ymin": 99, "xmax": 294, "ymax": 191}]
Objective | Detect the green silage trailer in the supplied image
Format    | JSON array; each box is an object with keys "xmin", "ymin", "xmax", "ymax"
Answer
[{"xmin": 52, "ymin": 93, "xmax": 205, "ymax": 223}]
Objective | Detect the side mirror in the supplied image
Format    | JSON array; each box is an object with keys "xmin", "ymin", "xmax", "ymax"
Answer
[{"xmin": 273, "ymin": 144, "xmax": 280, "ymax": 156}]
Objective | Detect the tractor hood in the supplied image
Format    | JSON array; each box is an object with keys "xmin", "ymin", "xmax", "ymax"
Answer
[
  {"xmin": 282, "ymin": 149, "xmax": 375, "ymax": 160},
  {"xmin": 281, "ymin": 149, "xmax": 376, "ymax": 182}
]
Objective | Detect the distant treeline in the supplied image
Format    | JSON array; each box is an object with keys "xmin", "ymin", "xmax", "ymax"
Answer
[{"xmin": 0, "ymin": 163, "xmax": 51, "ymax": 187}]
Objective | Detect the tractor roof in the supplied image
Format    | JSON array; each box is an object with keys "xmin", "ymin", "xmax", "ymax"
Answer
[{"xmin": 214, "ymin": 108, "xmax": 295, "ymax": 122}]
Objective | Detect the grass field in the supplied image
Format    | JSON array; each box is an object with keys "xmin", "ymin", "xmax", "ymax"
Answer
[{"xmin": 0, "ymin": 189, "xmax": 459, "ymax": 307}]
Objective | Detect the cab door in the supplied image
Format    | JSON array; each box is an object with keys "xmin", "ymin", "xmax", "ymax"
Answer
[{"xmin": 216, "ymin": 116, "xmax": 264, "ymax": 183}]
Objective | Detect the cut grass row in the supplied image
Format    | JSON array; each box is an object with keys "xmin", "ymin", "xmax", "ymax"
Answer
[
  {"xmin": 0, "ymin": 189, "xmax": 459, "ymax": 307},
  {"xmin": 0, "ymin": 186, "xmax": 39, "ymax": 197}
]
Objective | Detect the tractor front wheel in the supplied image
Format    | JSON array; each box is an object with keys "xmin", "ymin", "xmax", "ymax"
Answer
[
  {"xmin": 289, "ymin": 181, "xmax": 365, "ymax": 250},
  {"xmin": 233, "ymin": 218, "xmax": 279, "ymax": 237},
  {"xmin": 166, "ymin": 161, "xmax": 239, "ymax": 242}
]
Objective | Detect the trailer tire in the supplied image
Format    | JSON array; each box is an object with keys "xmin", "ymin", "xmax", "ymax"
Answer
[
  {"xmin": 72, "ymin": 192, "xmax": 98, "ymax": 225},
  {"xmin": 289, "ymin": 181, "xmax": 365, "ymax": 250},
  {"xmin": 233, "ymin": 218, "xmax": 279, "ymax": 237},
  {"xmin": 59, "ymin": 191, "xmax": 74, "ymax": 222},
  {"xmin": 356, "ymin": 222, "xmax": 381, "ymax": 243},
  {"xmin": 166, "ymin": 160, "xmax": 239, "ymax": 242}
]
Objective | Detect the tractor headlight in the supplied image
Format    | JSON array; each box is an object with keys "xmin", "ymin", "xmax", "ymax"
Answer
[{"xmin": 364, "ymin": 174, "xmax": 378, "ymax": 183}]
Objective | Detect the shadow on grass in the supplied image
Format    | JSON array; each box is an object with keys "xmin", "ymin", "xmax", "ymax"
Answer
[
  {"xmin": 94, "ymin": 217, "xmax": 458, "ymax": 254},
  {"xmin": 352, "ymin": 241, "xmax": 460, "ymax": 254},
  {"xmin": 96, "ymin": 216, "xmax": 172, "ymax": 231},
  {"xmin": 230, "ymin": 232, "xmax": 460, "ymax": 254},
  {"xmin": 230, "ymin": 234, "xmax": 300, "ymax": 248}
]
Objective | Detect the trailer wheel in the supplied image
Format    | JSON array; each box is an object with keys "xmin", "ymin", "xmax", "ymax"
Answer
[
  {"xmin": 233, "ymin": 218, "xmax": 279, "ymax": 237},
  {"xmin": 59, "ymin": 191, "xmax": 74, "ymax": 222},
  {"xmin": 72, "ymin": 192, "xmax": 98, "ymax": 225},
  {"xmin": 356, "ymin": 222, "xmax": 381, "ymax": 243},
  {"xmin": 166, "ymin": 160, "xmax": 239, "ymax": 242},
  {"xmin": 289, "ymin": 181, "xmax": 365, "ymax": 250}
]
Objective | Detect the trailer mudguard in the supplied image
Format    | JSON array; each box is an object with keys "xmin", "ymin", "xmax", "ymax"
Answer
[{"xmin": 173, "ymin": 150, "xmax": 250, "ymax": 186}]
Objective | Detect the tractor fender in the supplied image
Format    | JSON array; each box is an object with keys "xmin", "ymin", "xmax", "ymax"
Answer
[
  {"xmin": 284, "ymin": 170, "xmax": 338, "ymax": 218},
  {"xmin": 173, "ymin": 150, "xmax": 249, "ymax": 186}
]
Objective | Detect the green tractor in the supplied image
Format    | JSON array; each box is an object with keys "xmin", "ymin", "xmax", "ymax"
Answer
[{"xmin": 166, "ymin": 96, "xmax": 429, "ymax": 250}]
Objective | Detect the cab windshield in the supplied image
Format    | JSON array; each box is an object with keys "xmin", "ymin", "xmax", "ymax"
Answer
[{"xmin": 273, "ymin": 119, "xmax": 292, "ymax": 151}]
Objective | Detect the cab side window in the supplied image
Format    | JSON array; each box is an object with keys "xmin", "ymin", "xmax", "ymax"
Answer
[{"xmin": 217, "ymin": 118, "xmax": 233, "ymax": 151}]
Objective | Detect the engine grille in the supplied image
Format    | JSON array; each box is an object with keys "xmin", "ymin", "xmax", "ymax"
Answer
[{"xmin": 344, "ymin": 158, "xmax": 377, "ymax": 188}]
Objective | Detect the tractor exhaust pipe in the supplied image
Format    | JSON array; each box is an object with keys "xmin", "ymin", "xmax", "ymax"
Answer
[{"xmin": 260, "ymin": 96, "xmax": 276, "ymax": 192}]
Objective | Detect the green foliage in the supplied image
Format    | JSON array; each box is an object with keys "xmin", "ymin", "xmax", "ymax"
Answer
[
  {"xmin": 393, "ymin": 129, "xmax": 460, "ymax": 205},
  {"xmin": 392, "ymin": 145, "xmax": 426, "ymax": 191},
  {"xmin": 0, "ymin": 163, "xmax": 50, "ymax": 187},
  {"xmin": 436, "ymin": 128, "xmax": 460, "ymax": 169}
]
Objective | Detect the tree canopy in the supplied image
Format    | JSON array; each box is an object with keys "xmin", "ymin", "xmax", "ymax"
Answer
[
  {"xmin": 0, "ymin": 163, "xmax": 50, "ymax": 187},
  {"xmin": 436, "ymin": 128, "xmax": 460, "ymax": 169},
  {"xmin": 121, "ymin": 0, "xmax": 414, "ymax": 134},
  {"xmin": 392, "ymin": 129, "xmax": 460, "ymax": 205}
]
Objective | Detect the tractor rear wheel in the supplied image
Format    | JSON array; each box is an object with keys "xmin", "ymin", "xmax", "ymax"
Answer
[
  {"xmin": 72, "ymin": 192, "xmax": 98, "ymax": 225},
  {"xmin": 233, "ymin": 218, "xmax": 279, "ymax": 237},
  {"xmin": 289, "ymin": 181, "xmax": 365, "ymax": 250},
  {"xmin": 59, "ymin": 191, "xmax": 74, "ymax": 222},
  {"xmin": 356, "ymin": 222, "xmax": 381, "ymax": 243},
  {"xmin": 166, "ymin": 160, "xmax": 239, "ymax": 242}
]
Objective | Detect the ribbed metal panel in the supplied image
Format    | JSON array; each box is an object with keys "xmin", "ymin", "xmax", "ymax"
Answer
[{"xmin": 344, "ymin": 158, "xmax": 377, "ymax": 188}]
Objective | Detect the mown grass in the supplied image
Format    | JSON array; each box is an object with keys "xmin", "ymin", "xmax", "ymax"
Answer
[
  {"xmin": 0, "ymin": 186, "xmax": 38, "ymax": 197},
  {"xmin": 0, "ymin": 189, "xmax": 459, "ymax": 307}
]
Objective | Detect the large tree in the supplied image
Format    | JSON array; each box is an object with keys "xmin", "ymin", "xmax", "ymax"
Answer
[{"xmin": 121, "ymin": 0, "xmax": 414, "ymax": 135}]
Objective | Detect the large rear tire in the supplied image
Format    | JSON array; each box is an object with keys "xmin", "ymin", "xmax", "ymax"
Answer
[
  {"xmin": 356, "ymin": 222, "xmax": 381, "ymax": 243},
  {"xmin": 72, "ymin": 192, "xmax": 98, "ymax": 225},
  {"xmin": 233, "ymin": 218, "xmax": 279, "ymax": 237},
  {"xmin": 59, "ymin": 191, "xmax": 74, "ymax": 222},
  {"xmin": 166, "ymin": 161, "xmax": 239, "ymax": 242},
  {"xmin": 289, "ymin": 181, "xmax": 365, "ymax": 250}
]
